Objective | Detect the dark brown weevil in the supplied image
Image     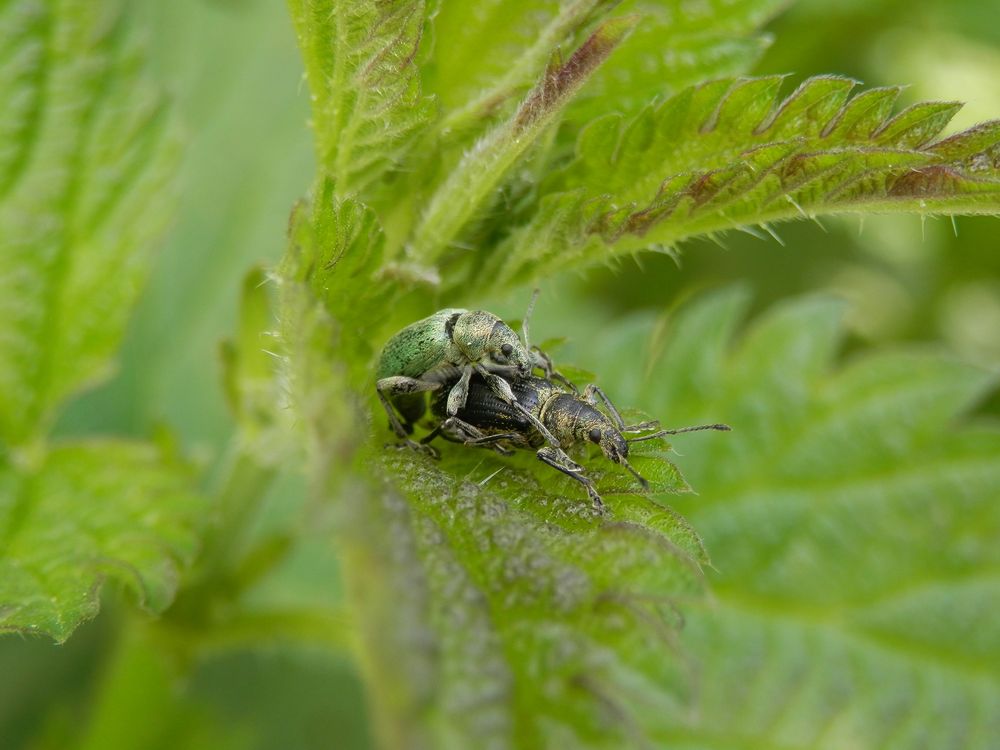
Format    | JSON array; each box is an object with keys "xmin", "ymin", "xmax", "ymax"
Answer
[{"xmin": 425, "ymin": 374, "xmax": 729, "ymax": 512}]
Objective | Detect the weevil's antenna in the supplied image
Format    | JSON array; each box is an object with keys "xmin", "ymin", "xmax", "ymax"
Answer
[
  {"xmin": 522, "ymin": 288, "xmax": 541, "ymax": 350},
  {"xmin": 627, "ymin": 423, "xmax": 731, "ymax": 443}
]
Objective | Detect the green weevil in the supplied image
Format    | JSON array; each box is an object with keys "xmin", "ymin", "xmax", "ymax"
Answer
[{"xmin": 376, "ymin": 296, "xmax": 563, "ymax": 454}]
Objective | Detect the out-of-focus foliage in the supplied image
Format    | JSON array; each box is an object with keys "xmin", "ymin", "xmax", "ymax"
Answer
[
  {"xmin": 0, "ymin": 440, "xmax": 202, "ymax": 641},
  {"xmin": 2, "ymin": 1, "xmax": 368, "ymax": 748},
  {"xmin": 0, "ymin": 0, "xmax": 203, "ymax": 642},
  {"xmin": 562, "ymin": 288, "xmax": 1000, "ymax": 748},
  {"xmin": 0, "ymin": 0, "xmax": 180, "ymax": 443}
]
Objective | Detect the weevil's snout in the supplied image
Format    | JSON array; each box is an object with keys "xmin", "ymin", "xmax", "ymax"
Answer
[{"xmin": 590, "ymin": 426, "xmax": 649, "ymax": 488}]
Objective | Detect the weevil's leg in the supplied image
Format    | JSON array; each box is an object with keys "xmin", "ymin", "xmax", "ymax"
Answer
[
  {"xmin": 446, "ymin": 365, "xmax": 474, "ymax": 416},
  {"xmin": 376, "ymin": 376, "xmax": 442, "ymax": 457},
  {"xmin": 420, "ymin": 417, "xmax": 507, "ymax": 454},
  {"xmin": 536, "ymin": 446, "xmax": 605, "ymax": 512},
  {"xmin": 529, "ymin": 345, "xmax": 552, "ymax": 375},
  {"xmin": 530, "ymin": 346, "xmax": 578, "ymax": 393},
  {"xmin": 420, "ymin": 421, "xmax": 448, "ymax": 445},
  {"xmin": 581, "ymin": 384, "xmax": 628, "ymax": 431},
  {"xmin": 580, "ymin": 383, "xmax": 660, "ymax": 433},
  {"xmin": 437, "ymin": 416, "xmax": 522, "ymax": 455},
  {"xmin": 474, "ymin": 364, "xmax": 562, "ymax": 449},
  {"xmin": 377, "ymin": 379, "xmax": 431, "ymax": 438},
  {"xmin": 422, "ymin": 417, "xmax": 519, "ymax": 454}
]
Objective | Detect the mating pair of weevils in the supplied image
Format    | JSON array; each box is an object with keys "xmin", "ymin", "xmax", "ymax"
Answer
[{"xmin": 376, "ymin": 293, "xmax": 729, "ymax": 512}]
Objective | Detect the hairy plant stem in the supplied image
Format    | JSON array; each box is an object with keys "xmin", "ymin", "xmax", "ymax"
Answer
[
  {"xmin": 408, "ymin": 16, "xmax": 635, "ymax": 268},
  {"xmin": 196, "ymin": 447, "xmax": 277, "ymax": 580},
  {"xmin": 439, "ymin": 0, "xmax": 619, "ymax": 136}
]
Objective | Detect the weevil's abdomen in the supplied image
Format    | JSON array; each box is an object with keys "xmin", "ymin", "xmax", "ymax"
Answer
[{"xmin": 377, "ymin": 308, "xmax": 465, "ymax": 380}]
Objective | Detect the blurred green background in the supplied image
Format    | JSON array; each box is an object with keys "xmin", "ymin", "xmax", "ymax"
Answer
[{"xmin": 5, "ymin": 0, "xmax": 1000, "ymax": 748}]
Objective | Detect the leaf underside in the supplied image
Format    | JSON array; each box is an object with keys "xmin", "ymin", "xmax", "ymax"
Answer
[
  {"xmin": 0, "ymin": 441, "xmax": 203, "ymax": 643},
  {"xmin": 490, "ymin": 75, "xmax": 1000, "ymax": 284},
  {"xmin": 0, "ymin": 0, "xmax": 181, "ymax": 444},
  {"xmin": 0, "ymin": 0, "xmax": 197, "ymax": 642}
]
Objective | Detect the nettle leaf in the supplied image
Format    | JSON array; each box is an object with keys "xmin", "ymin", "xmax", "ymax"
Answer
[
  {"xmin": 341, "ymin": 446, "xmax": 708, "ymax": 748},
  {"xmin": 571, "ymin": 0, "xmax": 785, "ymax": 120},
  {"xmin": 490, "ymin": 76, "xmax": 1000, "ymax": 282},
  {"xmin": 283, "ymin": 185, "xmax": 398, "ymax": 391},
  {"xmin": 279, "ymin": 184, "xmax": 716, "ymax": 748},
  {"xmin": 0, "ymin": 440, "xmax": 203, "ymax": 642},
  {"xmin": 588, "ymin": 289, "xmax": 1000, "ymax": 748},
  {"xmin": 287, "ymin": 0, "xmax": 433, "ymax": 199},
  {"xmin": 0, "ymin": 0, "xmax": 181, "ymax": 445},
  {"xmin": 280, "ymin": 1, "xmax": 1000, "ymax": 747}
]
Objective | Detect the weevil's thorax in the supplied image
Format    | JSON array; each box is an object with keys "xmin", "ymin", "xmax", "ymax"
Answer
[
  {"xmin": 541, "ymin": 394, "xmax": 614, "ymax": 451},
  {"xmin": 545, "ymin": 395, "xmax": 629, "ymax": 462},
  {"xmin": 452, "ymin": 311, "xmax": 532, "ymax": 376}
]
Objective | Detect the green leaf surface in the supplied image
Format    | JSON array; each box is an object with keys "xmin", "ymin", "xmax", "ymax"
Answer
[
  {"xmin": 278, "ymin": 184, "xmax": 717, "ymax": 748},
  {"xmin": 341, "ymin": 446, "xmax": 709, "ymax": 749},
  {"xmin": 0, "ymin": 0, "xmax": 181, "ymax": 445},
  {"xmin": 585, "ymin": 289, "xmax": 1000, "ymax": 748},
  {"xmin": 286, "ymin": 0, "xmax": 432, "ymax": 200},
  {"xmin": 491, "ymin": 76, "xmax": 1000, "ymax": 283},
  {"xmin": 0, "ymin": 440, "xmax": 204, "ymax": 643}
]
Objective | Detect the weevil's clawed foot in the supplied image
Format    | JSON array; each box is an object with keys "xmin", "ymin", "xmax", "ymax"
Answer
[
  {"xmin": 536, "ymin": 447, "xmax": 604, "ymax": 512},
  {"xmin": 586, "ymin": 486, "xmax": 606, "ymax": 515},
  {"xmin": 387, "ymin": 439, "xmax": 440, "ymax": 459}
]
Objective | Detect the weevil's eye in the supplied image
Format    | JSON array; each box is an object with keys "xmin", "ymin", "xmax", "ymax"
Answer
[
  {"xmin": 589, "ymin": 427, "xmax": 602, "ymax": 444},
  {"xmin": 501, "ymin": 343, "xmax": 514, "ymax": 358}
]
